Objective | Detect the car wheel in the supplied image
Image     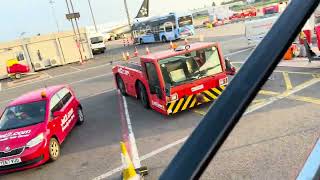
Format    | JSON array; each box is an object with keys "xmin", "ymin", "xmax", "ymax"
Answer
[
  {"xmin": 138, "ymin": 82, "xmax": 149, "ymax": 108},
  {"xmin": 116, "ymin": 75, "xmax": 127, "ymax": 96},
  {"xmin": 77, "ymin": 107, "xmax": 84, "ymax": 125},
  {"xmin": 49, "ymin": 138, "xmax": 60, "ymax": 161},
  {"xmin": 15, "ymin": 73, "xmax": 21, "ymax": 79},
  {"xmin": 140, "ymin": 39, "xmax": 144, "ymax": 44}
]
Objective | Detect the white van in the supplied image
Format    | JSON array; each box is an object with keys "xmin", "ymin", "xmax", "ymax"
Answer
[
  {"xmin": 245, "ymin": 14, "xmax": 280, "ymax": 45},
  {"xmin": 88, "ymin": 33, "xmax": 106, "ymax": 54}
]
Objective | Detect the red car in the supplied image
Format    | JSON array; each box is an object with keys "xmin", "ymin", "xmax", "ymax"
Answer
[{"xmin": 0, "ymin": 85, "xmax": 84, "ymax": 173}]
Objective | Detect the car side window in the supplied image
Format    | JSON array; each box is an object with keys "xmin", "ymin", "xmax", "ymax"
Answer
[
  {"xmin": 57, "ymin": 88, "xmax": 72, "ymax": 107},
  {"xmin": 145, "ymin": 62, "xmax": 161, "ymax": 88},
  {"xmin": 49, "ymin": 93, "xmax": 63, "ymax": 116}
]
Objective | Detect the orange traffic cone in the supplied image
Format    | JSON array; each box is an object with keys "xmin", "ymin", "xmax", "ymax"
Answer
[
  {"xmin": 169, "ymin": 41, "xmax": 174, "ymax": 49},
  {"xmin": 146, "ymin": 47, "xmax": 150, "ymax": 55},
  {"xmin": 126, "ymin": 51, "xmax": 130, "ymax": 60},
  {"xmin": 134, "ymin": 47, "xmax": 139, "ymax": 57},
  {"xmin": 120, "ymin": 142, "xmax": 140, "ymax": 180},
  {"xmin": 283, "ymin": 46, "xmax": 293, "ymax": 60},
  {"xmin": 122, "ymin": 52, "xmax": 127, "ymax": 61}
]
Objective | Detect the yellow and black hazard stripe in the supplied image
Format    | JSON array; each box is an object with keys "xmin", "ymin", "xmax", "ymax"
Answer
[{"xmin": 166, "ymin": 86, "xmax": 225, "ymax": 115}]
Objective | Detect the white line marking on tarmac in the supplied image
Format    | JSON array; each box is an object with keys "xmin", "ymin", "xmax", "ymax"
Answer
[
  {"xmin": 79, "ymin": 88, "xmax": 115, "ymax": 101},
  {"xmin": 139, "ymin": 137, "xmax": 188, "ymax": 161},
  {"xmin": 122, "ymin": 94, "xmax": 141, "ymax": 168},
  {"xmin": 43, "ymin": 72, "xmax": 53, "ymax": 78},
  {"xmin": 92, "ymin": 166, "xmax": 123, "ymax": 180},
  {"xmin": 69, "ymin": 66, "xmax": 82, "ymax": 71},
  {"xmin": 2, "ymin": 63, "xmax": 113, "ymax": 92},
  {"xmin": 92, "ymin": 77, "xmax": 320, "ymax": 180},
  {"xmin": 92, "ymin": 137, "xmax": 188, "ymax": 180},
  {"xmin": 0, "ymin": 73, "xmax": 114, "ymax": 106},
  {"xmin": 224, "ymin": 47, "xmax": 253, "ymax": 57},
  {"xmin": 69, "ymin": 73, "xmax": 113, "ymax": 85}
]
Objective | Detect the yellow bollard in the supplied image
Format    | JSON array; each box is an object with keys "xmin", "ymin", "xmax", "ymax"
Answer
[{"xmin": 120, "ymin": 142, "xmax": 140, "ymax": 180}]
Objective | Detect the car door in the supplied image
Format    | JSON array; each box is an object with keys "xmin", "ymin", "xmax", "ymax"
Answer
[
  {"xmin": 56, "ymin": 88, "xmax": 76, "ymax": 137},
  {"xmin": 144, "ymin": 62, "xmax": 166, "ymax": 112},
  {"xmin": 48, "ymin": 93, "xmax": 64, "ymax": 142}
]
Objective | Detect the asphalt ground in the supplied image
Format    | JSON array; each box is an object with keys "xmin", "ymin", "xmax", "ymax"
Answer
[{"xmin": 1, "ymin": 24, "xmax": 320, "ymax": 179}]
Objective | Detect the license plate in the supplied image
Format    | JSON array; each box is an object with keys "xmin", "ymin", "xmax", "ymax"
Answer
[{"xmin": 0, "ymin": 158, "xmax": 21, "ymax": 167}]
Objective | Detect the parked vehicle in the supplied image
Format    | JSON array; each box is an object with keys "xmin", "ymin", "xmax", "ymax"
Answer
[
  {"xmin": 262, "ymin": 5, "xmax": 279, "ymax": 15},
  {"xmin": 88, "ymin": 33, "xmax": 106, "ymax": 54},
  {"xmin": 6, "ymin": 58, "xmax": 30, "ymax": 79},
  {"xmin": 229, "ymin": 7, "xmax": 257, "ymax": 21}
]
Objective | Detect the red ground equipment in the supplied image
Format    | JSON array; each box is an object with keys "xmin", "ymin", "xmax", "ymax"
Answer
[
  {"xmin": 229, "ymin": 7, "xmax": 257, "ymax": 21},
  {"xmin": 112, "ymin": 42, "xmax": 229, "ymax": 115},
  {"xmin": 262, "ymin": 5, "xmax": 279, "ymax": 15},
  {"xmin": 7, "ymin": 63, "xmax": 30, "ymax": 74},
  {"xmin": 6, "ymin": 59, "xmax": 30, "ymax": 79}
]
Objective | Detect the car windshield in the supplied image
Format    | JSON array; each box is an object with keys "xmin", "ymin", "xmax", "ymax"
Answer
[
  {"xmin": 0, "ymin": 101, "xmax": 47, "ymax": 131},
  {"xmin": 178, "ymin": 15, "xmax": 193, "ymax": 27},
  {"xmin": 90, "ymin": 36, "xmax": 103, "ymax": 44},
  {"xmin": 159, "ymin": 47, "xmax": 223, "ymax": 86}
]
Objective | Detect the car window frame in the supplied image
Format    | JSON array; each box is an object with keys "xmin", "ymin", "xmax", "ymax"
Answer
[
  {"xmin": 57, "ymin": 87, "xmax": 73, "ymax": 107},
  {"xmin": 49, "ymin": 93, "xmax": 63, "ymax": 120}
]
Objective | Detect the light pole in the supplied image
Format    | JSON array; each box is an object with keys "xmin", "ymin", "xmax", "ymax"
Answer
[
  {"xmin": 87, "ymin": 0, "xmax": 98, "ymax": 32},
  {"xmin": 65, "ymin": 0, "xmax": 84, "ymax": 63},
  {"xmin": 69, "ymin": 0, "xmax": 85, "ymax": 52},
  {"xmin": 49, "ymin": 0, "xmax": 60, "ymax": 32},
  {"xmin": 18, "ymin": 32, "xmax": 33, "ymax": 72},
  {"xmin": 124, "ymin": 0, "xmax": 134, "ymax": 39}
]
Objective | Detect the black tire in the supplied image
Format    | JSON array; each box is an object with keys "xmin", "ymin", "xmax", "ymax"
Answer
[
  {"xmin": 77, "ymin": 107, "xmax": 84, "ymax": 125},
  {"xmin": 116, "ymin": 75, "xmax": 127, "ymax": 96},
  {"xmin": 138, "ymin": 82, "xmax": 149, "ymax": 108},
  {"xmin": 162, "ymin": 36, "xmax": 167, "ymax": 42},
  {"xmin": 15, "ymin": 73, "xmax": 21, "ymax": 79},
  {"xmin": 140, "ymin": 38, "xmax": 144, "ymax": 45},
  {"xmin": 49, "ymin": 138, "xmax": 60, "ymax": 161}
]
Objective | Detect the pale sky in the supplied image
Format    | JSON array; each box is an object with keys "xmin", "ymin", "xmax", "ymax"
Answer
[{"xmin": 0, "ymin": 0, "xmax": 219, "ymax": 42}]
